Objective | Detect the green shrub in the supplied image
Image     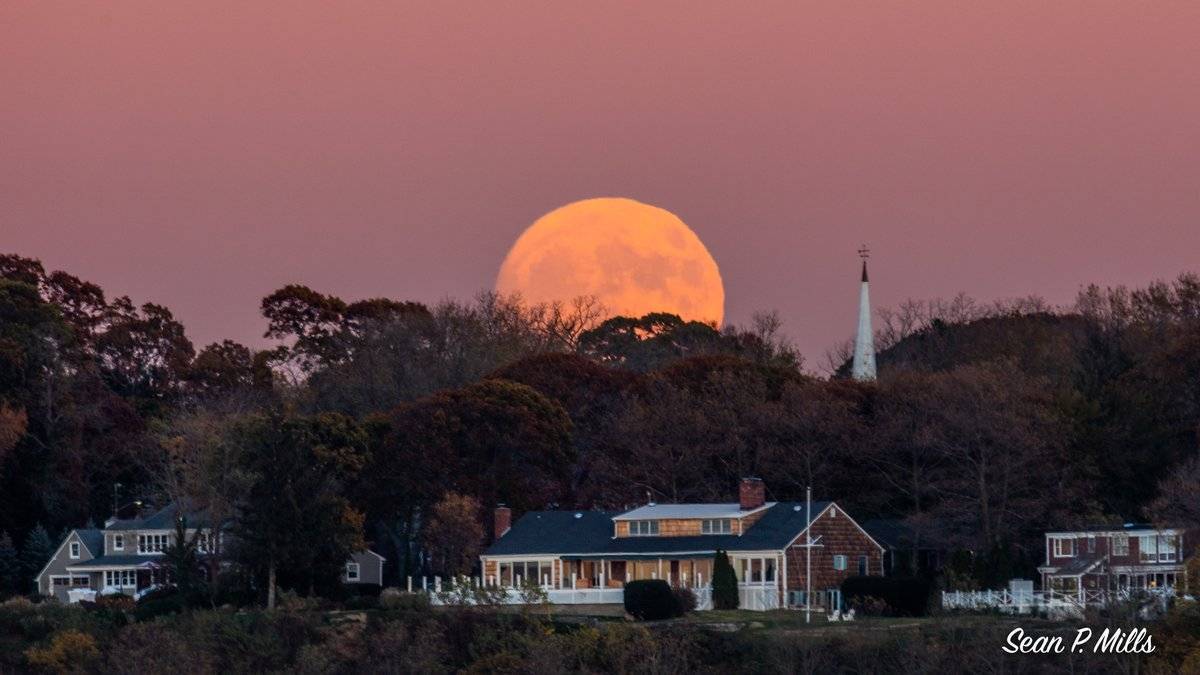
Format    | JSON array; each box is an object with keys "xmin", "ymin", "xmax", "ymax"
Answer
[
  {"xmin": 132, "ymin": 587, "xmax": 194, "ymax": 622},
  {"xmin": 623, "ymin": 580, "xmax": 681, "ymax": 620},
  {"xmin": 840, "ymin": 576, "xmax": 932, "ymax": 616},
  {"xmin": 671, "ymin": 586, "xmax": 697, "ymax": 614},
  {"xmin": 712, "ymin": 551, "xmax": 739, "ymax": 610}
]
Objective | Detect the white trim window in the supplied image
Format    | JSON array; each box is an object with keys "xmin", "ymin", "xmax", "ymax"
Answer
[
  {"xmin": 628, "ymin": 520, "xmax": 660, "ymax": 536},
  {"xmin": 138, "ymin": 533, "xmax": 170, "ymax": 554},
  {"xmin": 104, "ymin": 570, "xmax": 136, "ymax": 588},
  {"xmin": 345, "ymin": 562, "xmax": 360, "ymax": 582},
  {"xmin": 1111, "ymin": 534, "xmax": 1129, "ymax": 557},
  {"xmin": 197, "ymin": 531, "xmax": 217, "ymax": 554},
  {"xmin": 833, "ymin": 555, "xmax": 848, "ymax": 571},
  {"xmin": 112, "ymin": 534, "xmax": 124, "ymax": 552},
  {"xmin": 1140, "ymin": 535, "xmax": 1157, "ymax": 563},
  {"xmin": 1052, "ymin": 537, "xmax": 1074, "ymax": 558},
  {"xmin": 69, "ymin": 541, "xmax": 81, "ymax": 559},
  {"xmin": 1157, "ymin": 535, "xmax": 1177, "ymax": 563},
  {"xmin": 701, "ymin": 519, "xmax": 732, "ymax": 534}
]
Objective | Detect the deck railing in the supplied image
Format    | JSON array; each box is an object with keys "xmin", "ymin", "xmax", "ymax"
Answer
[
  {"xmin": 422, "ymin": 576, "xmax": 780, "ymax": 611},
  {"xmin": 941, "ymin": 587, "xmax": 1177, "ymax": 612}
]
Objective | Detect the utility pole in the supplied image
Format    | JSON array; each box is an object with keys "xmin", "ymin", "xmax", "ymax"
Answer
[
  {"xmin": 112, "ymin": 483, "xmax": 122, "ymax": 519},
  {"xmin": 805, "ymin": 485, "xmax": 812, "ymax": 624}
]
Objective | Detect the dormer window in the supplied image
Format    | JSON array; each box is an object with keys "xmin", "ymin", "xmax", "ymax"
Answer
[
  {"xmin": 69, "ymin": 541, "xmax": 80, "ymax": 559},
  {"xmin": 345, "ymin": 562, "xmax": 360, "ymax": 581},
  {"xmin": 112, "ymin": 534, "xmax": 124, "ymax": 552},
  {"xmin": 628, "ymin": 520, "xmax": 659, "ymax": 536},
  {"xmin": 138, "ymin": 533, "xmax": 170, "ymax": 554},
  {"xmin": 701, "ymin": 519, "xmax": 732, "ymax": 534}
]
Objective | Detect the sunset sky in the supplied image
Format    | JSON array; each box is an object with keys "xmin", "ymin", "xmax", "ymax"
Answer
[{"xmin": 3, "ymin": 2, "xmax": 1199, "ymax": 364}]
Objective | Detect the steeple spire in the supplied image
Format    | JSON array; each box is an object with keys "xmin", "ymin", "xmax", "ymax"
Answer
[{"xmin": 851, "ymin": 245, "xmax": 877, "ymax": 381}]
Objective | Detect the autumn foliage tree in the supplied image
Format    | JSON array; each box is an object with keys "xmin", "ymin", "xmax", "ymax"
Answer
[{"xmin": 422, "ymin": 492, "xmax": 485, "ymax": 577}]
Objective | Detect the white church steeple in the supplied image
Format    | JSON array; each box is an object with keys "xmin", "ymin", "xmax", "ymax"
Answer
[{"xmin": 851, "ymin": 245, "xmax": 877, "ymax": 381}]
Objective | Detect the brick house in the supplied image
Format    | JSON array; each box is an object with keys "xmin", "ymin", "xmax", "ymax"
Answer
[
  {"xmin": 1036, "ymin": 524, "xmax": 1196, "ymax": 601},
  {"xmin": 479, "ymin": 478, "xmax": 884, "ymax": 610}
]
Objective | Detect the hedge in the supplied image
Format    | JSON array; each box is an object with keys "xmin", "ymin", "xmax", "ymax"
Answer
[
  {"xmin": 840, "ymin": 576, "xmax": 933, "ymax": 616},
  {"xmin": 623, "ymin": 580, "xmax": 683, "ymax": 620}
]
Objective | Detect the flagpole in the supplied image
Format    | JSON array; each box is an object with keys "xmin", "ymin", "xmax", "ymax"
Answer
[{"xmin": 805, "ymin": 485, "xmax": 812, "ymax": 624}]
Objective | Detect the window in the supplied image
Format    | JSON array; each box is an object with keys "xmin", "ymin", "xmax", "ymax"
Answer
[
  {"xmin": 1139, "ymin": 535, "xmax": 1158, "ymax": 563},
  {"xmin": 69, "ymin": 542, "xmax": 80, "ymax": 559},
  {"xmin": 701, "ymin": 519, "xmax": 732, "ymax": 534},
  {"xmin": 1052, "ymin": 537, "xmax": 1074, "ymax": 558},
  {"xmin": 830, "ymin": 506, "xmax": 837, "ymax": 518},
  {"xmin": 1112, "ymin": 534, "xmax": 1129, "ymax": 556},
  {"xmin": 833, "ymin": 555, "xmax": 847, "ymax": 571},
  {"xmin": 197, "ymin": 531, "xmax": 217, "ymax": 554},
  {"xmin": 1158, "ymin": 535, "xmax": 1177, "ymax": 563},
  {"xmin": 1087, "ymin": 535, "xmax": 1096, "ymax": 553},
  {"xmin": 345, "ymin": 562, "xmax": 360, "ymax": 581},
  {"xmin": 628, "ymin": 520, "xmax": 659, "ymax": 536},
  {"xmin": 858, "ymin": 555, "xmax": 868, "ymax": 576},
  {"xmin": 104, "ymin": 570, "xmax": 136, "ymax": 588},
  {"xmin": 138, "ymin": 534, "xmax": 169, "ymax": 554},
  {"xmin": 498, "ymin": 560, "xmax": 554, "ymax": 586},
  {"xmin": 112, "ymin": 534, "xmax": 124, "ymax": 552}
]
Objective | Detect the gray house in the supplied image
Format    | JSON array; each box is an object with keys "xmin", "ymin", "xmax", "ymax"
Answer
[{"xmin": 36, "ymin": 503, "xmax": 384, "ymax": 602}]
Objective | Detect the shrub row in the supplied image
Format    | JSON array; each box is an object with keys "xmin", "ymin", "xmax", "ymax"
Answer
[{"xmin": 840, "ymin": 576, "xmax": 933, "ymax": 616}]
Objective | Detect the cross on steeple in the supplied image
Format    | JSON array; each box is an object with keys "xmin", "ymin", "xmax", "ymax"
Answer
[{"xmin": 857, "ymin": 244, "xmax": 870, "ymax": 260}]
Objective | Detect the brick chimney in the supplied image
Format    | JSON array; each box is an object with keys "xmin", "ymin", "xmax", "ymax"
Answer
[
  {"xmin": 493, "ymin": 505, "xmax": 512, "ymax": 541},
  {"xmin": 739, "ymin": 477, "xmax": 765, "ymax": 510}
]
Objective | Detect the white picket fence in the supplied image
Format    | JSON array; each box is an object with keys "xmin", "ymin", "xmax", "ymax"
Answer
[{"xmin": 942, "ymin": 587, "xmax": 1177, "ymax": 613}]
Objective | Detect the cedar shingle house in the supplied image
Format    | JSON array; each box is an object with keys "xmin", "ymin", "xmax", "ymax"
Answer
[
  {"xmin": 35, "ymin": 503, "xmax": 383, "ymax": 602},
  {"xmin": 480, "ymin": 478, "xmax": 884, "ymax": 610}
]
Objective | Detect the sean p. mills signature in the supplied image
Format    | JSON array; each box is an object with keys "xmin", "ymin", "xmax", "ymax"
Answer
[{"xmin": 1003, "ymin": 627, "xmax": 1155, "ymax": 655}]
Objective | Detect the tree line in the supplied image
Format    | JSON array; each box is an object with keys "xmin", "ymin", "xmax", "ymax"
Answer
[{"xmin": 0, "ymin": 251, "xmax": 1197, "ymax": 600}]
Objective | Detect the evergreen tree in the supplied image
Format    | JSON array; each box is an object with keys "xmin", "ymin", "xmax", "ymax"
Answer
[
  {"xmin": 19, "ymin": 524, "xmax": 53, "ymax": 594},
  {"xmin": 158, "ymin": 516, "xmax": 206, "ymax": 601},
  {"xmin": 712, "ymin": 550, "xmax": 739, "ymax": 610},
  {"xmin": 0, "ymin": 531, "xmax": 19, "ymax": 597}
]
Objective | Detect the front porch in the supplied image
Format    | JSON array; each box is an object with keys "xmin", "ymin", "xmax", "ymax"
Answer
[
  {"xmin": 64, "ymin": 561, "xmax": 168, "ymax": 602},
  {"xmin": 473, "ymin": 553, "xmax": 842, "ymax": 611}
]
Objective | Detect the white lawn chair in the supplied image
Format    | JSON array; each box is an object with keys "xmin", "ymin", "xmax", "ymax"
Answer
[
  {"xmin": 828, "ymin": 609, "xmax": 842, "ymax": 622},
  {"xmin": 844, "ymin": 608, "xmax": 856, "ymax": 622}
]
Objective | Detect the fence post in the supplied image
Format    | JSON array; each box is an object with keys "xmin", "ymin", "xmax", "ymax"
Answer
[
  {"xmin": 422, "ymin": 576, "xmax": 427, "ymax": 591},
  {"xmin": 434, "ymin": 576, "xmax": 441, "ymax": 592},
  {"xmin": 407, "ymin": 576, "xmax": 412, "ymax": 593}
]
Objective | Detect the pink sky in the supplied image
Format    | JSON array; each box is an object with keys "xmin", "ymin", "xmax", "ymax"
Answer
[{"xmin": 3, "ymin": 1, "xmax": 1199, "ymax": 365}]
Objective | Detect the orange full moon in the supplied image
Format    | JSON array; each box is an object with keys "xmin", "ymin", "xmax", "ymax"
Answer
[{"xmin": 496, "ymin": 197, "xmax": 724, "ymax": 324}]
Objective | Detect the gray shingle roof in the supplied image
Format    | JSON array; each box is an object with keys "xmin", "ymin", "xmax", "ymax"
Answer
[
  {"xmin": 106, "ymin": 503, "xmax": 214, "ymax": 531},
  {"xmin": 76, "ymin": 529, "xmax": 104, "ymax": 557},
  {"xmin": 484, "ymin": 502, "xmax": 833, "ymax": 557}
]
